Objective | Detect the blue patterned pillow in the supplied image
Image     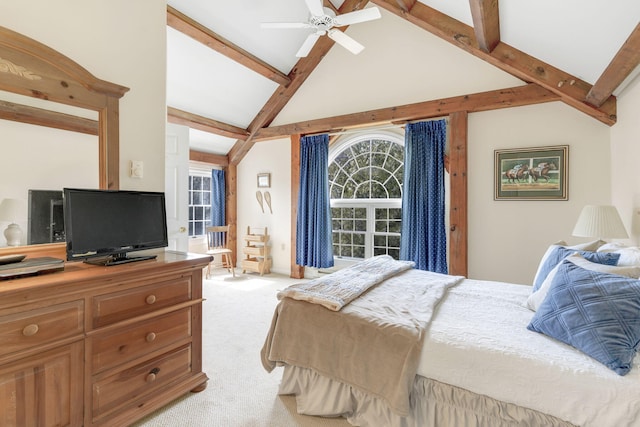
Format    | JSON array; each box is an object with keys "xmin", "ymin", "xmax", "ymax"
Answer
[
  {"xmin": 528, "ymin": 260, "xmax": 640, "ymax": 375},
  {"xmin": 532, "ymin": 246, "xmax": 620, "ymax": 292}
]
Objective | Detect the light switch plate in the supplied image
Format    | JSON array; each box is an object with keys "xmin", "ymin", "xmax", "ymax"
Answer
[{"xmin": 130, "ymin": 160, "xmax": 143, "ymax": 178}]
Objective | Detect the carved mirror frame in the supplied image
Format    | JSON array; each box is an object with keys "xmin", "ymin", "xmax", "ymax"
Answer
[{"xmin": 0, "ymin": 25, "xmax": 129, "ymax": 256}]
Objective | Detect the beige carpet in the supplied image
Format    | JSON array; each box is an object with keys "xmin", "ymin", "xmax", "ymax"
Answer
[{"xmin": 132, "ymin": 270, "xmax": 350, "ymax": 427}]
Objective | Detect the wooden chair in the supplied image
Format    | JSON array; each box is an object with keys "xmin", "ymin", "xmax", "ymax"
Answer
[{"xmin": 205, "ymin": 225, "xmax": 235, "ymax": 278}]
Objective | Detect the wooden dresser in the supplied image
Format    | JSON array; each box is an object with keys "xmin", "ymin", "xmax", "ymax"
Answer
[{"xmin": 0, "ymin": 249, "xmax": 210, "ymax": 426}]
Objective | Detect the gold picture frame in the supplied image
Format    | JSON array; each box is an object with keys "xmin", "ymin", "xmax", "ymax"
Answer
[
  {"xmin": 257, "ymin": 173, "xmax": 271, "ymax": 188},
  {"xmin": 494, "ymin": 145, "xmax": 568, "ymax": 200}
]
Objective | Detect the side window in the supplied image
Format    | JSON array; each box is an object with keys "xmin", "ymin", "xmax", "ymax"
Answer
[
  {"xmin": 328, "ymin": 134, "xmax": 404, "ymax": 260},
  {"xmin": 188, "ymin": 173, "xmax": 211, "ymax": 237}
]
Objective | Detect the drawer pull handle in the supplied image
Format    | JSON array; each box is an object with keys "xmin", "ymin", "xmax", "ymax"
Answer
[
  {"xmin": 146, "ymin": 367, "xmax": 160, "ymax": 383},
  {"xmin": 23, "ymin": 324, "xmax": 39, "ymax": 337},
  {"xmin": 145, "ymin": 295, "xmax": 157, "ymax": 305},
  {"xmin": 146, "ymin": 332, "xmax": 156, "ymax": 342}
]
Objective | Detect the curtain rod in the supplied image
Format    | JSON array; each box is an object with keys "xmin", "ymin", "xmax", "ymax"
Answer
[{"xmin": 303, "ymin": 116, "xmax": 449, "ymax": 138}]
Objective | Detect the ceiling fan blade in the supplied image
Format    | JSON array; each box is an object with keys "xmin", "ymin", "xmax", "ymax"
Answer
[
  {"xmin": 328, "ymin": 29, "xmax": 364, "ymax": 55},
  {"xmin": 334, "ymin": 7, "xmax": 382, "ymax": 26},
  {"xmin": 304, "ymin": 0, "xmax": 325, "ymax": 17},
  {"xmin": 296, "ymin": 32, "xmax": 322, "ymax": 57},
  {"xmin": 261, "ymin": 22, "xmax": 312, "ymax": 29}
]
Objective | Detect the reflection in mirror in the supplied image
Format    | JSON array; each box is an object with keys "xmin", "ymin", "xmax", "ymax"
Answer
[{"xmin": 0, "ymin": 92, "xmax": 98, "ymax": 248}]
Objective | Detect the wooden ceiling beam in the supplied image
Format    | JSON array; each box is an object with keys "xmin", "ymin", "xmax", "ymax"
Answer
[
  {"xmin": 228, "ymin": 0, "xmax": 371, "ymax": 165},
  {"xmin": 189, "ymin": 149, "xmax": 229, "ymax": 166},
  {"xmin": 166, "ymin": 6, "xmax": 291, "ymax": 87},
  {"xmin": 586, "ymin": 23, "xmax": 640, "ymax": 107},
  {"xmin": 468, "ymin": 0, "xmax": 500, "ymax": 53},
  {"xmin": 371, "ymin": 0, "xmax": 617, "ymax": 126},
  {"xmin": 394, "ymin": 0, "xmax": 417, "ymax": 13},
  {"xmin": 0, "ymin": 100, "xmax": 98, "ymax": 135},
  {"xmin": 253, "ymin": 83, "xmax": 558, "ymax": 141},
  {"xmin": 323, "ymin": 0, "xmax": 339, "ymax": 14},
  {"xmin": 167, "ymin": 106, "xmax": 249, "ymax": 140}
]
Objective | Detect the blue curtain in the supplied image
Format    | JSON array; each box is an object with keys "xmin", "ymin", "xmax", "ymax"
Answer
[
  {"xmin": 400, "ymin": 120, "xmax": 448, "ymax": 273},
  {"xmin": 211, "ymin": 169, "xmax": 225, "ymax": 226},
  {"xmin": 296, "ymin": 134, "xmax": 334, "ymax": 268}
]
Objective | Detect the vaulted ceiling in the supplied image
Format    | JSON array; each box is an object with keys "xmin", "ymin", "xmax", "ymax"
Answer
[{"xmin": 166, "ymin": 0, "xmax": 640, "ymax": 165}]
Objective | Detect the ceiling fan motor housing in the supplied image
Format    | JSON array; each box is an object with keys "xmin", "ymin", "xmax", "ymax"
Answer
[{"xmin": 310, "ymin": 8, "xmax": 337, "ymax": 31}]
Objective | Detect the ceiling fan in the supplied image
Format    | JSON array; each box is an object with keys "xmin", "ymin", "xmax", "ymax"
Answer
[{"xmin": 261, "ymin": 0, "xmax": 381, "ymax": 57}]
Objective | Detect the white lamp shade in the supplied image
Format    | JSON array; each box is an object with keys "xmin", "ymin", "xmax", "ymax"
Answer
[
  {"xmin": 572, "ymin": 205, "xmax": 629, "ymax": 239},
  {"xmin": 0, "ymin": 198, "xmax": 24, "ymax": 223}
]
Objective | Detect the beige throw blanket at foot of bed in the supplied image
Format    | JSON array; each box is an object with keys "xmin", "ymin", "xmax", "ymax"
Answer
[
  {"xmin": 261, "ymin": 265, "xmax": 463, "ymax": 416},
  {"xmin": 277, "ymin": 255, "xmax": 416, "ymax": 311}
]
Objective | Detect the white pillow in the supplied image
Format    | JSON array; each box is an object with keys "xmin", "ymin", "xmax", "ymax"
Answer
[
  {"xmin": 531, "ymin": 240, "xmax": 606, "ymax": 288},
  {"xmin": 597, "ymin": 243, "xmax": 640, "ymax": 266},
  {"xmin": 526, "ymin": 252, "xmax": 640, "ymax": 311}
]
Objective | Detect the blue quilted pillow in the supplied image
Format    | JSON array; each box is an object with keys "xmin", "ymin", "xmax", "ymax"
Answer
[
  {"xmin": 528, "ymin": 260, "xmax": 640, "ymax": 375},
  {"xmin": 532, "ymin": 246, "xmax": 620, "ymax": 292}
]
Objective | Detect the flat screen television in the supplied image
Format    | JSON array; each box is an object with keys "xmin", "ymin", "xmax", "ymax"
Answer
[
  {"xmin": 28, "ymin": 189, "xmax": 65, "ymax": 244},
  {"xmin": 63, "ymin": 188, "xmax": 168, "ymax": 266}
]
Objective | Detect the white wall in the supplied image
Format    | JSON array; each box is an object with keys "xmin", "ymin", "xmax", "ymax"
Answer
[
  {"xmin": 237, "ymin": 138, "xmax": 292, "ymax": 275},
  {"xmin": 468, "ymin": 102, "xmax": 611, "ymax": 283},
  {"xmin": 611, "ymin": 76, "xmax": 640, "ymax": 244}
]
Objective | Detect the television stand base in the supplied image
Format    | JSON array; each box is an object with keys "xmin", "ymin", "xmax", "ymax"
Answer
[{"xmin": 85, "ymin": 254, "xmax": 157, "ymax": 266}]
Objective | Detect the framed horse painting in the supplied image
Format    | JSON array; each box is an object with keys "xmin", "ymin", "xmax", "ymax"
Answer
[{"xmin": 494, "ymin": 145, "xmax": 568, "ymax": 200}]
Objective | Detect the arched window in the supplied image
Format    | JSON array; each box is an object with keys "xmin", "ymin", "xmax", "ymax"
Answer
[{"xmin": 328, "ymin": 132, "xmax": 404, "ymax": 260}]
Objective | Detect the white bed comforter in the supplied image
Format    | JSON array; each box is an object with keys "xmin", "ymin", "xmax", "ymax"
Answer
[{"xmin": 419, "ymin": 278, "xmax": 640, "ymax": 427}]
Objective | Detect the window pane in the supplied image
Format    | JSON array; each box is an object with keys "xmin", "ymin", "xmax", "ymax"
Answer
[
  {"xmin": 203, "ymin": 177, "xmax": 211, "ymax": 191},
  {"xmin": 353, "ymin": 233, "xmax": 365, "ymax": 246},
  {"xmin": 374, "ymin": 235, "xmax": 386, "ymax": 246},
  {"xmin": 353, "ymin": 246, "xmax": 365, "ymax": 258},
  {"xmin": 195, "ymin": 207, "xmax": 204, "ymax": 221},
  {"xmin": 193, "ymin": 176, "xmax": 202, "ymax": 190},
  {"xmin": 194, "ymin": 222, "xmax": 203, "ymax": 236},
  {"xmin": 389, "ymin": 220, "xmax": 401, "ymax": 233},
  {"xmin": 193, "ymin": 191, "xmax": 202, "ymax": 205}
]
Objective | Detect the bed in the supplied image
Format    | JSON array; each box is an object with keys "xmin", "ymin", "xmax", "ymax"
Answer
[{"xmin": 261, "ymin": 247, "xmax": 640, "ymax": 427}]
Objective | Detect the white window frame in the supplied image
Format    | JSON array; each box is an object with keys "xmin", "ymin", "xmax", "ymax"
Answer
[
  {"xmin": 188, "ymin": 166, "xmax": 214, "ymax": 237},
  {"xmin": 329, "ymin": 131, "xmax": 404, "ymax": 261}
]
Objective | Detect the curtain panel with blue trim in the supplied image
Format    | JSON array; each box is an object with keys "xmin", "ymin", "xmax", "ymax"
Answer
[
  {"xmin": 296, "ymin": 134, "xmax": 334, "ymax": 268},
  {"xmin": 400, "ymin": 120, "xmax": 448, "ymax": 273}
]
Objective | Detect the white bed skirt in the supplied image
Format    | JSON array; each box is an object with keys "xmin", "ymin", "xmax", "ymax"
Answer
[{"xmin": 279, "ymin": 365, "xmax": 576, "ymax": 427}]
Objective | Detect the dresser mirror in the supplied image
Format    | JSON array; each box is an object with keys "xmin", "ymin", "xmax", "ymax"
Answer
[{"xmin": 0, "ymin": 25, "xmax": 129, "ymax": 253}]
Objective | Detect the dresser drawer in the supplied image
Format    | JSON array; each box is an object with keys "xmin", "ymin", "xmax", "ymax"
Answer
[
  {"xmin": 91, "ymin": 308, "xmax": 192, "ymax": 374},
  {"xmin": 92, "ymin": 344, "xmax": 192, "ymax": 420},
  {"xmin": 0, "ymin": 301, "xmax": 84, "ymax": 357},
  {"xmin": 92, "ymin": 277, "xmax": 192, "ymax": 328}
]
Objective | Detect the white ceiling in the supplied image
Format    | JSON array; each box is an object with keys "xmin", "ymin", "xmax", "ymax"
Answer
[{"xmin": 166, "ymin": 0, "xmax": 640, "ymax": 155}]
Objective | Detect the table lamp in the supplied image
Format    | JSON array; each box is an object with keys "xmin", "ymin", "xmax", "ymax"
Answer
[
  {"xmin": 572, "ymin": 205, "xmax": 628, "ymax": 241},
  {"xmin": 0, "ymin": 198, "xmax": 24, "ymax": 246}
]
